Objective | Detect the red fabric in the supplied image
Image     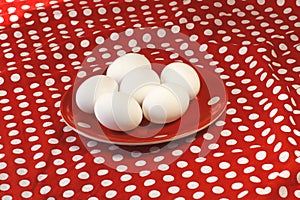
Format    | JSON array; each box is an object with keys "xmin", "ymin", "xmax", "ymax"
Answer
[{"xmin": 1, "ymin": 0, "xmax": 300, "ymax": 199}]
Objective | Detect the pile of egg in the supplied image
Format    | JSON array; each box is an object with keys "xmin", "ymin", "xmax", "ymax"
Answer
[{"xmin": 76, "ymin": 53, "xmax": 200, "ymax": 132}]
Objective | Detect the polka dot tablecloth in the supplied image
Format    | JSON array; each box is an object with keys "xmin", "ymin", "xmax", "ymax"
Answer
[{"xmin": 1, "ymin": 0, "xmax": 300, "ymax": 199}]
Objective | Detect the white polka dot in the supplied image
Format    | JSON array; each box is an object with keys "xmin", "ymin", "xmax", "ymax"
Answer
[
  {"xmin": 21, "ymin": 191, "xmax": 32, "ymax": 198},
  {"xmin": 187, "ymin": 181, "xmax": 199, "ymax": 189},
  {"xmin": 10, "ymin": 14, "xmax": 19, "ymax": 22},
  {"xmin": 278, "ymin": 186, "xmax": 288, "ymax": 198},
  {"xmin": 80, "ymin": 40, "xmax": 90, "ymax": 48},
  {"xmin": 200, "ymin": 165, "xmax": 212, "ymax": 174},
  {"xmin": 239, "ymin": 46, "xmax": 248, "ymax": 55},
  {"xmin": 59, "ymin": 178, "xmax": 70, "ymax": 187},
  {"xmin": 55, "ymin": 167, "xmax": 67, "ymax": 175},
  {"xmin": 177, "ymin": 161, "xmax": 188, "ymax": 168},
  {"xmin": 244, "ymin": 135, "xmax": 255, "ymax": 142},
  {"xmin": 153, "ymin": 156, "xmax": 164, "ymax": 162},
  {"xmin": 261, "ymin": 164, "xmax": 274, "ymax": 172},
  {"xmin": 101, "ymin": 180, "xmax": 113, "ymax": 187},
  {"xmin": 149, "ymin": 190, "xmax": 160, "ymax": 198},
  {"xmin": 110, "ymin": 32, "xmax": 119, "ymax": 41},
  {"xmin": 19, "ymin": 179, "xmax": 30, "ymax": 187},
  {"xmin": 212, "ymin": 186, "xmax": 224, "ymax": 194},
  {"xmin": 0, "ymin": 77, "xmax": 4, "ymax": 85},
  {"xmin": 222, "ymin": 36, "xmax": 232, "ymax": 42},
  {"xmin": 238, "ymin": 190, "xmax": 249, "ymax": 198},
  {"xmin": 226, "ymin": 139, "xmax": 237, "ymax": 145},
  {"xmin": 279, "ymin": 170, "xmax": 290, "ymax": 178},
  {"xmin": 206, "ymin": 176, "xmax": 218, "ymax": 183},
  {"xmin": 82, "ymin": 184, "xmax": 94, "ymax": 192},
  {"xmin": 208, "ymin": 96, "xmax": 220, "ymax": 105},
  {"xmin": 208, "ymin": 143, "xmax": 219, "ymax": 150},
  {"xmin": 244, "ymin": 166, "xmax": 255, "ymax": 174},
  {"xmin": 120, "ymin": 174, "xmax": 132, "ymax": 182},
  {"xmin": 94, "ymin": 157, "xmax": 105, "ymax": 164},
  {"xmin": 256, "ymin": 187, "xmax": 271, "ymax": 195},
  {"xmin": 190, "ymin": 145, "xmax": 201, "ymax": 153},
  {"xmin": 255, "ymin": 151, "xmax": 267, "ymax": 160},
  {"xmin": 238, "ymin": 125, "xmax": 249, "ymax": 131},
  {"xmin": 10, "ymin": 74, "xmax": 21, "ymax": 82},
  {"xmin": 221, "ymin": 129, "xmax": 232, "ymax": 137},
  {"xmin": 112, "ymin": 154, "xmax": 123, "ymax": 162},
  {"xmin": 232, "ymin": 182, "xmax": 243, "ymax": 190},
  {"xmin": 250, "ymin": 176, "xmax": 261, "ymax": 183},
  {"xmin": 225, "ymin": 171, "xmax": 237, "ymax": 179},
  {"xmin": 182, "ymin": 170, "xmax": 193, "ymax": 178},
  {"xmin": 158, "ymin": 164, "xmax": 169, "ymax": 171},
  {"xmin": 129, "ymin": 195, "xmax": 141, "ymax": 200},
  {"xmin": 40, "ymin": 185, "xmax": 51, "ymax": 194},
  {"xmin": 219, "ymin": 162, "xmax": 230, "ymax": 169},
  {"xmin": 163, "ymin": 175, "xmax": 174, "ymax": 182},
  {"xmin": 279, "ymin": 151, "xmax": 289, "ymax": 162},
  {"xmin": 0, "ymin": 183, "xmax": 10, "ymax": 191},
  {"xmin": 295, "ymin": 190, "xmax": 300, "ymax": 198},
  {"xmin": 123, "ymin": 184, "xmax": 135, "ymax": 192},
  {"xmin": 63, "ymin": 190, "xmax": 74, "ymax": 198},
  {"xmin": 281, "ymin": 125, "xmax": 291, "ymax": 132},
  {"xmin": 168, "ymin": 186, "xmax": 180, "ymax": 194},
  {"xmin": 78, "ymin": 172, "xmax": 89, "ymax": 179},
  {"xmin": 97, "ymin": 169, "xmax": 108, "ymax": 176},
  {"xmin": 17, "ymin": 168, "xmax": 28, "ymax": 175},
  {"xmin": 135, "ymin": 160, "xmax": 146, "ymax": 167},
  {"xmin": 15, "ymin": 158, "xmax": 26, "ymax": 164},
  {"xmin": 0, "ymin": 173, "xmax": 9, "ymax": 180},
  {"xmin": 139, "ymin": 170, "xmax": 150, "ymax": 177},
  {"xmin": 88, "ymin": 197, "xmax": 98, "ymax": 200},
  {"xmin": 144, "ymin": 179, "xmax": 155, "ymax": 186},
  {"xmin": 193, "ymin": 191, "xmax": 205, "ymax": 199},
  {"xmin": 204, "ymin": 29, "xmax": 213, "ymax": 36}
]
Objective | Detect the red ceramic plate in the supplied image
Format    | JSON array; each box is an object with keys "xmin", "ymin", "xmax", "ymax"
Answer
[{"xmin": 60, "ymin": 66, "xmax": 227, "ymax": 146}]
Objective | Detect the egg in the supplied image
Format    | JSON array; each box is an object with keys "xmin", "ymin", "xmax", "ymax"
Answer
[
  {"xmin": 160, "ymin": 62, "xmax": 200, "ymax": 100},
  {"xmin": 120, "ymin": 68, "xmax": 160, "ymax": 104},
  {"xmin": 131, "ymin": 84, "xmax": 160, "ymax": 105},
  {"xmin": 106, "ymin": 53, "xmax": 152, "ymax": 84},
  {"xmin": 76, "ymin": 75, "xmax": 118, "ymax": 113},
  {"xmin": 142, "ymin": 83, "xmax": 189, "ymax": 124},
  {"xmin": 94, "ymin": 92, "xmax": 143, "ymax": 131}
]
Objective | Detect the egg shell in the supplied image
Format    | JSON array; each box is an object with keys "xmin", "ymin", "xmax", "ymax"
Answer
[
  {"xmin": 142, "ymin": 83, "xmax": 190, "ymax": 124},
  {"xmin": 76, "ymin": 75, "xmax": 118, "ymax": 113},
  {"xmin": 106, "ymin": 53, "xmax": 152, "ymax": 83},
  {"xmin": 120, "ymin": 68, "xmax": 160, "ymax": 104},
  {"xmin": 94, "ymin": 92, "xmax": 143, "ymax": 131},
  {"xmin": 161, "ymin": 62, "xmax": 200, "ymax": 100},
  {"xmin": 162, "ymin": 83, "xmax": 190, "ymax": 114},
  {"xmin": 131, "ymin": 84, "xmax": 160, "ymax": 105}
]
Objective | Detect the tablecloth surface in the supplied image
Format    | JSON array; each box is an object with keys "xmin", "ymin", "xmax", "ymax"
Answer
[{"xmin": 0, "ymin": 0, "xmax": 300, "ymax": 199}]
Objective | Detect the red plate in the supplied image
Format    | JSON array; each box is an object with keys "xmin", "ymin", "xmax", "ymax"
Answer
[{"xmin": 60, "ymin": 66, "xmax": 227, "ymax": 146}]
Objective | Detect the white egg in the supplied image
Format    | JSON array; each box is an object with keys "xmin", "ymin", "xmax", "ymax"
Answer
[
  {"xmin": 94, "ymin": 92, "xmax": 143, "ymax": 131},
  {"xmin": 131, "ymin": 84, "xmax": 160, "ymax": 105},
  {"xmin": 106, "ymin": 53, "xmax": 152, "ymax": 83},
  {"xmin": 120, "ymin": 68, "xmax": 160, "ymax": 104},
  {"xmin": 76, "ymin": 75, "xmax": 118, "ymax": 113},
  {"xmin": 142, "ymin": 83, "xmax": 189, "ymax": 124},
  {"xmin": 161, "ymin": 62, "xmax": 200, "ymax": 100}
]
